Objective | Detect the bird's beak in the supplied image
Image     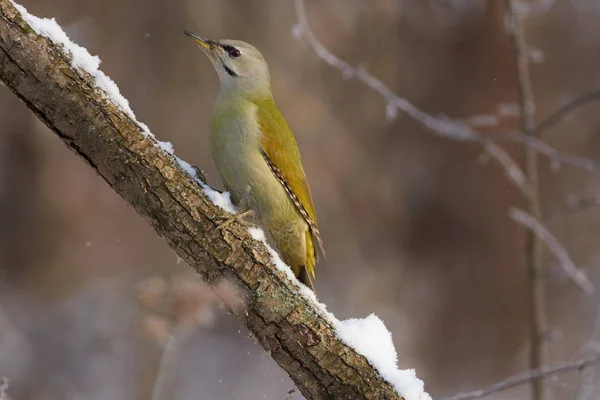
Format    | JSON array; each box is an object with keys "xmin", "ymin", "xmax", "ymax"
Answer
[{"xmin": 184, "ymin": 30, "xmax": 215, "ymax": 53}]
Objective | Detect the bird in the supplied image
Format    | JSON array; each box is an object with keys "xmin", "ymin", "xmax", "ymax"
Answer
[{"xmin": 184, "ymin": 30, "xmax": 324, "ymax": 292}]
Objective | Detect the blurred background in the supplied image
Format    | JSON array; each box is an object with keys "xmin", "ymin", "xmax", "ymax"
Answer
[{"xmin": 1, "ymin": 0, "xmax": 600, "ymax": 399}]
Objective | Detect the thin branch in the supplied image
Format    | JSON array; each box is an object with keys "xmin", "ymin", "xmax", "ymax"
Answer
[
  {"xmin": 543, "ymin": 194, "xmax": 600, "ymax": 223},
  {"xmin": 513, "ymin": 0, "xmax": 558, "ymax": 15},
  {"xmin": 565, "ymin": 194, "xmax": 600, "ymax": 214},
  {"xmin": 292, "ymin": 0, "xmax": 533, "ymax": 199},
  {"xmin": 508, "ymin": 208, "xmax": 593, "ymax": 294},
  {"xmin": 438, "ymin": 356, "xmax": 600, "ymax": 400},
  {"xmin": 151, "ymin": 323, "xmax": 196, "ymax": 400},
  {"xmin": 576, "ymin": 306, "xmax": 600, "ymax": 400},
  {"xmin": 486, "ymin": 131, "xmax": 600, "ymax": 172},
  {"xmin": 505, "ymin": 2, "xmax": 547, "ymax": 399},
  {"xmin": 534, "ymin": 89, "xmax": 600, "ymax": 139},
  {"xmin": 293, "ymin": 0, "xmax": 600, "ymax": 199}
]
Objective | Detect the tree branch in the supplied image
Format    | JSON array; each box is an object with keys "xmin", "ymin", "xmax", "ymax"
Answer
[
  {"xmin": 293, "ymin": 0, "xmax": 600, "ymax": 198},
  {"xmin": 534, "ymin": 88, "xmax": 600, "ymax": 139},
  {"xmin": 438, "ymin": 356, "xmax": 600, "ymax": 400},
  {"xmin": 505, "ymin": 2, "xmax": 547, "ymax": 399},
  {"xmin": 575, "ymin": 306, "xmax": 600, "ymax": 400},
  {"xmin": 508, "ymin": 208, "xmax": 593, "ymax": 294},
  {"xmin": 292, "ymin": 0, "xmax": 533, "ymax": 199},
  {"xmin": 0, "ymin": 1, "xmax": 423, "ymax": 399}
]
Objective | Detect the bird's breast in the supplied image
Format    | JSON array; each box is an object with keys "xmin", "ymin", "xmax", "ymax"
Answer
[{"xmin": 209, "ymin": 102, "xmax": 301, "ymax": 227}]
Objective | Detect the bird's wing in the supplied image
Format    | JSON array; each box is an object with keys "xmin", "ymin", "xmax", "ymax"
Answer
[{"xmin": 254, "ymin": 98, "xmax": 325, "ymax": 258}]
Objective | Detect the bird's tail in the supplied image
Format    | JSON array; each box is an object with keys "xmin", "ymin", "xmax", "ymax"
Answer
[{"xmin": 299, "ymin": 230, "xmax": 317, "ymax": 293}]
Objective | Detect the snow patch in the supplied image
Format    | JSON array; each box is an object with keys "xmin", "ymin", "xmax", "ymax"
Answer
[
  {"xmin": 247, "ymin": 227, "xmax": 325, "ymax": 303},
  {"xmin": 175, "ymin": 158, "xmax": 237, "ymax": 214},
  {"xmin": 12, "ymin": 0, "xmax": 239, "ymax": 216},
  {"xmin": 204, "ymin": 189, "xmax": 236, "ymax": 215},
  {"xmin": 247, "ymin": 229, "xmax": 430, "ymax": 400},
  {"xmin": 335, "ymin": 315, "xmax": 431, "ymax": 400},
  {"xmin": 12, "ymin": 0, "xmax": 241, "ymax": 216},
  {"xmin": 158, "ymin": 141, "xmax": 174, "ymax": 154},
  {"xmin": 247, "ymin": 227, "xmax": 297, "ymax": 281},
  {"xmin": 11, "ymin": 1, "xmax": 151, "ymax": 135}
]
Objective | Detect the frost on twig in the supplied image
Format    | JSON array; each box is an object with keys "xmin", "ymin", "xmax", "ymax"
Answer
[{"xmin": 508, "ymin": 208, "xmax": 594, "ymax": 294}]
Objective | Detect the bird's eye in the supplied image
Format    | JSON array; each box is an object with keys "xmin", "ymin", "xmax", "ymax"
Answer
[{"xmin": 229, "ymin": 48, "xmax": 241, "ymax": 58}]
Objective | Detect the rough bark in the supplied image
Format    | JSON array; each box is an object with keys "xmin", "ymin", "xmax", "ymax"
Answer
[{"xmin": 0, "ymin": 1, "xmax": 403, "ymax": 399}]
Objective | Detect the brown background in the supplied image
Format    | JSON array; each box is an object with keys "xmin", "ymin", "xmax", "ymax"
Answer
[{"xmin": 1, "ymin": 0, "xmax": 600, "ymax": 399}]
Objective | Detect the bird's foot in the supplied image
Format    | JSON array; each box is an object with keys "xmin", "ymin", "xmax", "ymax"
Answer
[{"xmin": 215, "ymin": 210, "xmax": 255, "ymax": 231}]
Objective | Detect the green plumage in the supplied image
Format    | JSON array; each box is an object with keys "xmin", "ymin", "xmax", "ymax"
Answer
[
  {"xmin": 255, "ymin": 97, "xmax": 324, "ymax": 253},
  {"xmin": 209, "ymin": 95, "xmax": 322, "ymax": 291},
  {"xmin": 187, "ymin": 33, "xmax": 323, "ymax": 291},
  {"xmin": 255, "ymin": 97, "xmax": 324, "ymax": 285}
]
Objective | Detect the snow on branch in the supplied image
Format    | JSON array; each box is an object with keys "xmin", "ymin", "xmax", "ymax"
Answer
[{"xmin": 0, "ymin": 1, "xmax": 431, "ymax": 399}]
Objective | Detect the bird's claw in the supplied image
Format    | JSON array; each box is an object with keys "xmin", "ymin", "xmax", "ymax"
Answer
[{"xmin": 215, "ymin": 210, "xmax": 255, "ymax": 231}]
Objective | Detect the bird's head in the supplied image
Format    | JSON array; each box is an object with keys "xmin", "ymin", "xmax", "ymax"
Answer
[{"xmin": 184, "ymin": 30, "xmax": 271, "ymax": 98}]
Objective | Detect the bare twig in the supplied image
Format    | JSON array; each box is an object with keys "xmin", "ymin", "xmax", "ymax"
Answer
[
  {"xmin": 576, "ymin": 306, "xmax": 600, "ymax": 400},
  {"xmin": 513, "ymin": 0, "xmax": 558, "ymax": 15},
  {"xmin": 460, "ymin": 102, "xmax": 520, "ymax": 128},
  {"xmin": 565, "ymin": 194, "xmax": 600, "ymax": 214},
  {"xmin": 142, "ymin": 276, "xmax": 239, "ymax": 400},
  {"xmin": 438, "ymin": 356, "xmax": 600, "ymax": 400},
  {"xmin": 151, "ymin": 323, "xmax": 196, "ymax": 400},
  {"xmin": 486, "ymin": 131, "xmax": 600, "ymax": 172},
  {"xmin": 488, "ymin": 88, "xmax": 600, "ymax": 183},
  {"xmin": 293, "ymin": 0, "xmax": 600, "ymax": 200},
  {"xmin": 508, "ymin": 208, "xmax": 593, "ymax": 294},
  {"xmin": 292, "ymin": 0, "xmax": 532, "ymax": 199},
  {"xmin": 541, "ymin": 193, "xmax": 600, "ymax": 223},
  {"xmin": 293, "ymin": 3, "xmax": 600, "ymax": 400},
  {"xmin": 535, "ymin": 89, "xmax": 600, "ymax": 139},
  {"xmin": 505, "ymin": 2, "xmax": 547, "ymax": 399}
]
